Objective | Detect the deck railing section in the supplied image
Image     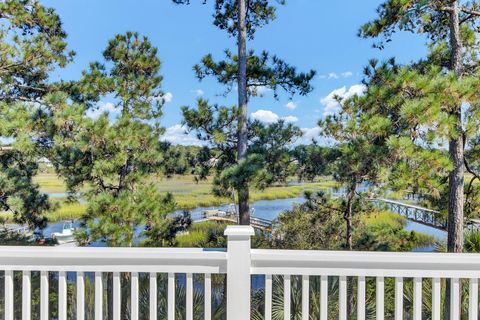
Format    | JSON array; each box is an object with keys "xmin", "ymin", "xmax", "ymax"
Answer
[
  {"xmin": 0, "ymin": 246, "xmax": 227, "ymax": 320},
  {"xmin": 1, "ymin": 226, "xmax": 480, "ymax": 320},
  {"xmin": 252, "ymin": 248, "xmax": 480, "ymax": 320}
]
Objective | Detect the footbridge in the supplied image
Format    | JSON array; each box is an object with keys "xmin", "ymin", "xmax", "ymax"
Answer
[
  {"xmin": 369, "ymin": 198, "xmax": 447, "ymax": 230},
  {"xmin": 201, "ymin": 198, "xmax": 449, "ymax": 232}
]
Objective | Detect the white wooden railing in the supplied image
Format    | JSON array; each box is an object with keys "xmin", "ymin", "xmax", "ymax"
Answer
[{"xmin": 1, "ymin": 225, "xmax": 480, "ymax": 319}]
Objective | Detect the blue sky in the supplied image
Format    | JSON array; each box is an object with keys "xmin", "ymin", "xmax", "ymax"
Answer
[{"xmin": 43, "ymin": 0, "xmax": 428, "ymax": 145}]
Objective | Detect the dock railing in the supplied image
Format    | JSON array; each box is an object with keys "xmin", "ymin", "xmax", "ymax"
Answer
[{"xmin": 1, "ymin": 225, "xmax": 480, "ymax": 320}]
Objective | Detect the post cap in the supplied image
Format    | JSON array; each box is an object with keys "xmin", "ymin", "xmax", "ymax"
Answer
[{"xmin": 224, "ymin": 225, "xmax": 255, "ymax": 237}]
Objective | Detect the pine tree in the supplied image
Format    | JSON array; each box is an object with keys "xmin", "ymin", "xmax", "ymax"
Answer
[
  {"xmin": 360, "ymin": 0, "xmax": 480, "ymax": 254},
  {"xmin": 52, "ymin": 32, "xmax": 175, "ymax": 247},
  {"xmin": 329, "ymin": 51, "xmax": 480, "ymax": 318},
  {"xmin": 182, "ymin": 49, "xmax": 314, "ymax": 217},
  {"xmin": 0, "ymin": 0, "xmax": 74, "ymax": 228},
  {"xmin": 319, "ymin": 85, "xmax": 387, "ymax": 251},
  {"xmin": 172, "ymin": 0, "xmax": 290, "ymax": 224}
]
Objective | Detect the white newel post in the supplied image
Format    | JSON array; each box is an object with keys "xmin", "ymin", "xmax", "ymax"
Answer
[{"xmin": 225, "ymin": 225, "xmax": 255, "ymax": 320}]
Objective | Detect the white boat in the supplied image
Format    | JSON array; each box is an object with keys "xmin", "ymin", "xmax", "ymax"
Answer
[{"xmin": 52, "ymin": 222, "xmax": 75, "ymax": 244}]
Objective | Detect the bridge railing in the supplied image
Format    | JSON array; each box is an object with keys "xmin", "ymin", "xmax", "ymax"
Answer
[
  {"xmin": 369, "ymin": 198, "xmax": 448, "ymax": 229},
  {"xmin": 1, "ymin": 226, "xmax": 479, "ymax": 320}
]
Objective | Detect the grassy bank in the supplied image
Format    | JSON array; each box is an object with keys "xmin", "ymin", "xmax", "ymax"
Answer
[
  {"xmin": 175, "ymin": 211, "xmax": 435, "ymax": 250},
  {"xmin": 361, "ymin": 211, "xmax": 435, "ymax": 248},
  {"xmin": 26, "ymin": 174, "xmax": 338, "ymax": 223}
]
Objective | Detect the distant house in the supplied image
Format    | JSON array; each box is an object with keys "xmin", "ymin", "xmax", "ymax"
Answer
[
  {"xmin": 0, "ymin": 146, "xmax": 53, "ymax": 167},
  {"xmin": 0, "ymin": 146, "xmax": 13, "ymax": 152},
  {"xmin": 37, "ymin": 157, "xmax": 53, "ymax": 167}
]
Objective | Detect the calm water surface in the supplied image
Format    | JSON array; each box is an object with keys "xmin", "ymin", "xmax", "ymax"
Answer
[{"xmin": 41, "ymin": 196, "xmax": 446, "ymax": 249}]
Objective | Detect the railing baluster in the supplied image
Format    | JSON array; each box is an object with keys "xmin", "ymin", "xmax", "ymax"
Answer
[
  {"xmin": 302, "ymin": 275, "xmax": 309, "ymax": 320},
  {"xmin": 413, "ymin": 277, "xmax": 422, "ymax": 320},
  {"xmin": 58, "ymin": 271, "xmax": 67, "ymax": 320},
  {"xmin": 76, "ymin": 272, "xmax": 85, "ymax": 320},
  {"xmin": 469, "ymin": 278, "xmax": 478, "ymax": 320},
  {"xmin": 113, "ymin": 272, "xmax": 121, "ymax": 320},
  {"xmin": 320, "ymin": 275, "xmax": 328, "ymax": 320},
  {"xmin": 339, "ymin": 276, "xmax": 347, "ymax": 320},
  {"xmin": 150, "ymin": 272, "xmax": 157, "ymax": 320},
  {"xmin": 5, "ymin": 270, "xmax": 13, "ymax": 320},
  {"xmin": 40, "ymin": 271, "xmax": 49, "ymax": 320},
  {"xmin": 265, "ymin": 274, "xmax": 272, "ymax": 320},
  {"xmin": 186, "ymin": 273, "xmax": 193, "ymax": 320},
  {"xmin": 284, "ymin": 275, "xmax": 291, "ymax": 320},
  {"xmin": 432, "ymin": 278, "xmax": 441, "ymax": 320},
  {"xmin": 357, "ymin": 276, "xmax": 366, "ymax": 320},
  {"xmin": 22, "ymin": 271, "xmax": 31, "ymax": 320},
  {"xmin": 168, "ymin": 273, "xmax": 175, "ymax": 320},
  {"xmin": 450, "ymin": 278, "xmax": 460, "ymax": 320},
  {"xmin": 376, "ymin": 277, "xmax": 384, "ymax": 320},
  {"xmin": 95, "ymin": 272, "xmax": 103, "ymax": 320},
  {"xmin": 131, "ymin": 272, "xmax": 139, "ymax": 320},
  {"xmin": 204, "ymin": 274, "xmax": 212, "ymax": 320},
  {"xmin": 395, "ymin": 277, "xmax": 403, "ymax": 320}
]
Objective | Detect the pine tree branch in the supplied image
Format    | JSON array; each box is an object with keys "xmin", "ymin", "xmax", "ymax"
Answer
[
  {"xmin": 464, "ymin": 158, "xmax": 480, "ymax": 180},
  {"xmin": 460, "ymin": 7, "xmax": 480, "ymax": 17}
]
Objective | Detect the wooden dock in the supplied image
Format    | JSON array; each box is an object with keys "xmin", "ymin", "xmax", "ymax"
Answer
[{"xmin": 203, "ymin": 210, "xmax": 273, "ymax": 231}]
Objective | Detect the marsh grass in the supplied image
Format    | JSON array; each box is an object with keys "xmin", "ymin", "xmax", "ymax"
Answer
[
  {"xmin": 28, "ymin": 174, "xmax": 337, "ymax": 222},
  {"xmin": 176, "ymin": 221, "xmax": 229, "ymax": 247},
  {"xmin": 47, "ymin": 201, "xmax": 87, "ymax": 221},
  {"xmin": 361, "ymin": 210, "xmax": 435, "ymax": 247},
  {"xmin": 361, "ymin": 211, "xmax": 407, "ymax": 229},
  {"xmin": 33, "ymin": 173, "xmax": 68, "ymax": 193}
]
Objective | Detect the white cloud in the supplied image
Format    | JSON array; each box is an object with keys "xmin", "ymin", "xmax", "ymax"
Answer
[
  {"xmin": 162, "ymin": 92, "xmax": 173, "ymax": 103},
  {"xmin": 302, "ymin": 127, "xmax": 321, "ymax": 140},
  {"xmin": 191, "ymin": 89, "xmax": 204, "ymax": 97},
  {"xmin": 161, "ymin": 124, "xmax": 204, "ymax": 146},
  {"xmin": 86, "ymin": 102, "xmax": 120, "ymax": 119},
  {"xmin": 251, "ymin": 109, "xmax": 298, "ymax": 124},
  {"xmin": 256, "ymin": 86, "xmax": 272, "ymax": 94},
  {"xmin": 319, "ymin": 71, "xmax": 354, "ymax": 79},
  {"xmin": 251, "ymin": 109, "xmax": 279, "ymax": 123},
  {"xmin": 290, "ymin": 127, "xmax": 322, "ymax": 145},
  {"xmin": 320, "ymin": 84, "xmax": 366, "ymax": 117},
  {"xmin": 285, "ymin": 101, "xmax": 298, "ymax": 110},
  {"xmin": 282, "ymin": 115, "xmax": 298, "ymax": 123},
  {"xmin": 328, "ymin": 72, "xmax": 339, "ymax": 79}
]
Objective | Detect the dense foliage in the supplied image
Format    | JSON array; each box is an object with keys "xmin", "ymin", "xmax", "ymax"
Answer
[
  {"xmin": 51, "ymin": 32, "xmax": 176, "ymax": 247},
  {"xmin": 268, "ymin": 191, "xmax": 432, "ymax": 252},
  {"xmin": 0, "ymin": 0, "xmax": 73, "ymax": 228}
]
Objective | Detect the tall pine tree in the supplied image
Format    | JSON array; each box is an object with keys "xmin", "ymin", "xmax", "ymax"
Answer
[
  {"xmin": 52, "ymin": 32, "xmax": 175, "ymax": 247},
  {"xmin": 0, "ymin": 0, "xmax": 74, "ymax": 228},
  {"xmin": 173, "ymin": 0, "xmax": 289, "ymax": 224},
  {"xmin": 360, "ymin": 0, "xmax": 480, "ymax": 253}
]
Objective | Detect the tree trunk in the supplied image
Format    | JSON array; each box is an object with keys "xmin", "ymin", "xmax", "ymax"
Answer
[
  {"xmin": 447, "ymin": 0, "xmax": 464, "ymax": 254},
  {"xmin": 445, "ymin": 2, "xmax": 464, "ymax": 319},
  {"xmin": 237, "ymin": 0, "xmax": 250, "ymax": 225}
]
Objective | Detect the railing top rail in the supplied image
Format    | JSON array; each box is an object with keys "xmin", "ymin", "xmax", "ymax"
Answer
[
  {"xmin": 251, "ymin": 249, "xmax": 480, "ymax": 278},
  {"xmin": 371, "ymin": 198, "xmax": 440, "ymax": 214},
  {"xmin": 0, "ymin": 246, "xmax": 227, "ymax": 273}
]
